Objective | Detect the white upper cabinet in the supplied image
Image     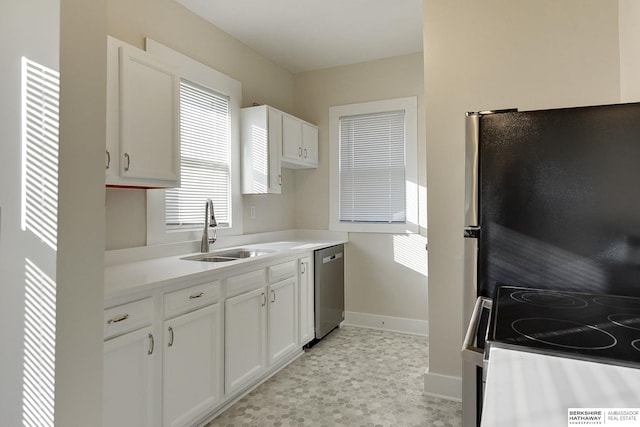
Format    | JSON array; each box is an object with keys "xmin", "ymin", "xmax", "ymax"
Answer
[
  {"xmin": 241, "ymin": 105, "xmax": 282, "ymax": 194},
  {"xmin": 301, "ymin": 122, "xmax": 318, "ymax": 166},
  {"xmin": 281, "ymin": 113, "xmax": 318, "ymax": 169},
  {"xmin": 106, "ymin": 36, "xmax": 180, "ymax": 188},
  {"xmin": 282, "ymin": 114, "xmax": 302, "ymax": 161},
  {"xmin": 241, "ymin": 105, "xmax": 317, "ymax": 193}
]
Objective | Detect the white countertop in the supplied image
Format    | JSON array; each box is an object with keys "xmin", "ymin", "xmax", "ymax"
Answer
[
  {"xmin": 104, "ymin": 232, "xmax": 347, "ymax": 301},
  {"xmin": 482, "ymin": 347, "xmax": 640, "ymax": 427}
]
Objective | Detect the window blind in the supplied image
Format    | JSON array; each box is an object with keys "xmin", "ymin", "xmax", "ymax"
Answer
[
  {"xmin": 166, "ymin": 79, "xmax": 231, "ymax": 228},
  {"xmin": 339, "ymin": 110, "xmax": 406, "ymax": 223}
]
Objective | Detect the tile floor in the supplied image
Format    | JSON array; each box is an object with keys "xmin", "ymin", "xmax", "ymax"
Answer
[{"xmin": 205, "ymin": 326, "xmax": 462, "ymax": 427}]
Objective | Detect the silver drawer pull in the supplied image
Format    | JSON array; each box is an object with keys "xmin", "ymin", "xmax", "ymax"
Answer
[
  {"xmin": 189, "ymin": 292, "xmax": 205, "ymax": 299},
  {"xmin": 107, "ymin": 314, "xmax": 129, "ymax": 324},
  {"xmin": 168, "ymin": 326, "xmax": 174, "ymax": 347},
  {"xmin": 148, "ymin": 333, "xmax": 154, "ymax": 355}
]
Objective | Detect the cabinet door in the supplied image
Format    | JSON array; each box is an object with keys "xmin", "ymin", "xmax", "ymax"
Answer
[
  {"xmin": 163, "ymin": 304, "xmax": 223, "ymax": 427},
  {"xmin": 268, "ymin": 277, "xmax": 298, "ymax": 364},
  {"xmin": 282, "ymin": 114, "xmax": 302, "ymax": 161},
  {"xmin": 104, "ymin": 327, "xmax": 157, "ymax": 427},
  {"xmin": 225, "ymin": 287, "xmax": 267, "ymax": 394},
  {"xmin": 298, "ymin": 257, "xmax": 314, "ymax": 345},
  {"xmin": 267, "ymin": 108, "xmax": 283, "ymax": 193},
  {"xmin": 119, "ymin": 45, "xmax": 179, "ymax": 185},
  {"xmin": 302, "ymin": 123, "xmax": 318, "ymax": 166}
]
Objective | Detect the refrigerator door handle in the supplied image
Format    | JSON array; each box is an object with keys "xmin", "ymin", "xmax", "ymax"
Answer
[{"xmin": 461, "ymin": 296, "xmax": 493, "ymax": 367}]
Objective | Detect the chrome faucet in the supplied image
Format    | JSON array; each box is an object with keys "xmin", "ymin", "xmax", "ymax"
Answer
[{"xmin": 201, "ymin": 199, "xmax": 218, "ymax": 252}]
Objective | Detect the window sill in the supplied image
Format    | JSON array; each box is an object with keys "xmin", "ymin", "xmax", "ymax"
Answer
[{"xmin": 329, "ymin": 221, "xmax": 419, "ymax": 234}]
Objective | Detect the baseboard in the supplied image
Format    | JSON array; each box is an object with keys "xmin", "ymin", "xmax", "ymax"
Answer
[
  {"xmin": 423, "ymin": 368, "xmax": 462, "ymax": 402},
  {"xmin": 343, "ymin": 311, "xmax": 428, "ymax": 336}
]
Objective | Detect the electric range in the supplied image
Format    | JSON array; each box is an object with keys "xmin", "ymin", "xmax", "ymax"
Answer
[{"xmin": 488, "ymin": 285, "xmax": 640, "ymax": 368}]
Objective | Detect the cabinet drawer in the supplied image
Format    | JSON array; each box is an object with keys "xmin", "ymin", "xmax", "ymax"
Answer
[
  {"xmin": 268, "ymin": 260, "xmax": 297, "ymax": 283},
  {"xmin": 226, "ymin": 269, "xmax": 266, "ymax": 298},
  {"xmin": 164, "ymin": 281, "xmax": 221, "ymax": 319},
  {"xmin": 104, "ymin": 298, "xmax": 153, "ymax": 339}
]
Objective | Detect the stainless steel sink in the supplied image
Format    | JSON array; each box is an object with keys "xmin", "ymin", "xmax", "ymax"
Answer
[{"xmin": 181, "ymin": 248, "xmax": 274, "ymax": 262}]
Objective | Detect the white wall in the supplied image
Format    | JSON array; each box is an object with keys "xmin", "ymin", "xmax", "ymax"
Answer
[
  {"xmin": 423, "ymin": 0, "xmax": 620, "ymax": 397},
  {"xmin": 0, "ymin": 1, "xmax": 60, "ymax": 424},
  {"xmin": 293, "ymin": 53, "xmax": 428, "ymax": 324},
  {"xmin": 619, "ymin": 0, "xmax": 640, "ymax": 102},
  {"xmin": 105, "ymin": 0, "xmax": 297, "ymax": 249},
  {"xmin": 0, "ymin": 0, "xmax": 106, "ymax": 425}
]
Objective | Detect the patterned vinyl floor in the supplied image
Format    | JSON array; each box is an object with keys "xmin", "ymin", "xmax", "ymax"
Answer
[{"xmin": 205, "ymin": 326, "xmax": 462, "ymax": 427}]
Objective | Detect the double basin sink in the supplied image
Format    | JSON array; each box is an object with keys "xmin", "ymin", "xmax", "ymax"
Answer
[{"xmin": 181, "ymin": 248, "xmax": 274, "ymax": 263}]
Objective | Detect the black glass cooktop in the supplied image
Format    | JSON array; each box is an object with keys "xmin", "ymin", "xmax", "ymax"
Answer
[{"xmin": 489, "ymin": 285, "xmax": 640, "ymax": 367}]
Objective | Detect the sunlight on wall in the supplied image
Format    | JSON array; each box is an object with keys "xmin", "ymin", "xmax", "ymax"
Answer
[
  {"xmin": 20, "ymin": 57, "xmax": 59, "ymax": 427},
  {"xmin": 393, "ymin": 233, "xmax": 428, "ymax": 276},
  {"xmin": 23, "ymin": 259, "xmax": 57, "ymax": 427},
  {"xmin": 251, "ymin": 124, "xmax": 268, "ymax": 193},
  {"xmin": 406, "ymin": 180, "xmax": 419, "ymax": 229},
  {"xmin": 21, "ymin": 57, "xmax": 59, "ymax": 251},
  {"xmin": 418, "ymin": 184, "xmax": 427, "ymax": 230}
]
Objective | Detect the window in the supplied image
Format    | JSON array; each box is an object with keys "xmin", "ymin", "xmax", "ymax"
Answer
[
  {"xmin": 166, "ymin": 80, "xmax": 231, "ymax": 229},
  {"xmin": 146, "ymin": 39, "xmax": 242, "ymax": 245},
  {"xmin": 329, "ymin": 97, "xmax": 418, "ymax": 233}
]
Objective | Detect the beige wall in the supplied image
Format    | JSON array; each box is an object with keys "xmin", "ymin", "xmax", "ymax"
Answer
[
  {"xmin": 56, "ymin": 0, "xmax": 107, "ymax": 424},
  {"xmin": 423, "ymin": 0, "xmax": 620, "ymax": 388},
  {"xmin": 105, "ymin": 0, "xmax": 296, "ymax": 249},
  {"xmin": 293, "ymin": 53, "xmax": 428, "ymax": 321},
  {"xmin": 619, "ymin": 0, "xmax": 640, "ymax": 102}
]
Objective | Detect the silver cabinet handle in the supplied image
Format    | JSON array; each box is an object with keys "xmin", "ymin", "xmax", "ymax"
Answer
[
  {"xmin": 278, "ymin": 174, "xmax": 282, "ymax": 186},
  {"xmin": 105, "ymin": 150, "xmax": 111, "ymax": 170},
  {"xmin": 107, "ymin": 314, "xmax": 129, "ymax": 324},
  {"xmin": 271, "ymin": 289, "xmax": 276, "ymax": 303},
  {"xmin": 304, "ymin": 148, "xmax": 308, "ymax": 159},
  {"xmin": 301, "ymin": 262, "xmax": 306, "ymax": 274},
  {"xmin": 148, "ymin": 333, "xmax": 154, "ymax": 355},
  {"xmin": 168, "ymin": 326, "xmax": 174, "ymax": 347},
  {"xmin": 189, "ymin": 292, "xmax": 204, "ymax": 299},
  {"xmin": 298, "ymin": 147, "xmax": 302, "ymax": 157},
  {"xmin": 124, "ymin": 153, "xmax": 130, "ymax": 171},
  {"xmin": 261, "ymin": 292, "xmax": 266, "ymax": 307}
]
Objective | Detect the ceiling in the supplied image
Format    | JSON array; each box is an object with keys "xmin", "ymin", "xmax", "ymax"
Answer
[{"xmin": 176, "ymin": 0, "xmax": 424, "ymax": 74}]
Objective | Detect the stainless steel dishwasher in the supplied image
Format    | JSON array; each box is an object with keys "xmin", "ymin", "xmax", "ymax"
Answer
[{"xmin": 314, "ymin": 244, "xmax": 344, "ymax": 340}]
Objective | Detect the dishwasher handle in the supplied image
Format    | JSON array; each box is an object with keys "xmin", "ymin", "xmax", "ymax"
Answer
[
  {"xmin": 461, "ymin": 296, "xmax": 492, "ymax": 367},
  {"xmin": 322, "ymin": 252, "xmax": 343, "ymax": 264}
]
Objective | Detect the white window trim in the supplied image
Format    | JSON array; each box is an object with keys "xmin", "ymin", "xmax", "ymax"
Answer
[
  {"xmin": 329, "ymin": 96, "xmax": 418, "ymax": 234},
  {"xmin": 145, "ymin": 38, "xmax": 243, "ymax": 245}
]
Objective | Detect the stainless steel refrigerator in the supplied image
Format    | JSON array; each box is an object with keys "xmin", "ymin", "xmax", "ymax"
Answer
[{"xmin": 462, "ymin": 103, "xmax": 640, "ymax": 427}]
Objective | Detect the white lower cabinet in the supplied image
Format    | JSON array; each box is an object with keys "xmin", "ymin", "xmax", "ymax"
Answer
[
  {"xmin": 105, "ymin": 254, "xmax": 318, "ymax": 426},
  {"xmin": 224, "ymin": 287, "xmax": 267, "ymax": 395},
  {"xmin": 162, "ymin": 298, "xmax": 223, "ymax": 427},
  {"xmin": 268, "ymin": 277, "xmax": 298, "ymax": 364},
  {"xmin": 103, "ymin": 326, "xmax": 157, "ymax": 427},
  {"xmin": 298, "ymin": 256, "xmax": 314, "ymax": 345}
]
